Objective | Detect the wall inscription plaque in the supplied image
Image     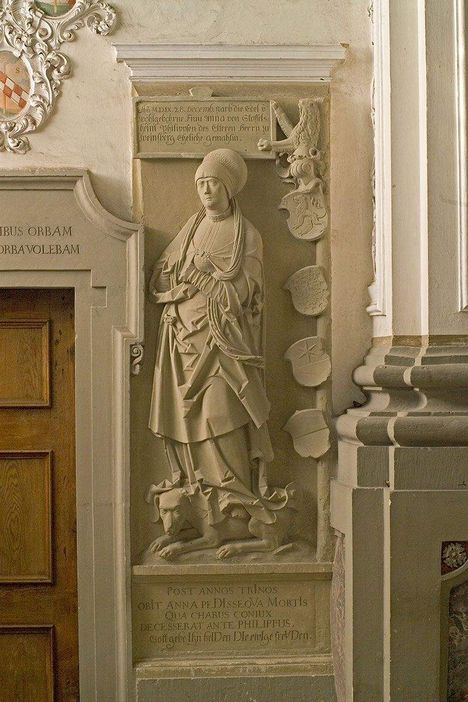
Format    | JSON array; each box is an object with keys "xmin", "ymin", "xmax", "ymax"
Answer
[
  {"xmin": 0, "ymin": 182, "xmax": 131, "ymax": 276},
  {"xmin": 133, "ymin": 576, "xmax": 330, "ymax": 659},
  {"xmin": 134, "ymin": 97, "xmax": 276, "ymax": 159},
  {"xmin": 0, "ymin": 222, "xmax": 83, "ymax": 260},
  {"xmin": 0, "ymin": 223, "xmax": 81, "ymax": 257}
]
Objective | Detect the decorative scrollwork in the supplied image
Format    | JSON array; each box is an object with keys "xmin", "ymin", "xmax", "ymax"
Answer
[
  {"xmin": 130, "ymin": 343, "xmax": 144, "ymax": 376},
  {"xmin": 35, "ymin": 0, "xmax": 117, "ymax": 50},
  {"xmin": 0, "ymin": 0, "xmax": 116, "ymax": 153}
]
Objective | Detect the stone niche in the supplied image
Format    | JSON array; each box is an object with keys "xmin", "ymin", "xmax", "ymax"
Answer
[{"xmin": 130, "ymin": 82, "xmax": 335, "ymax": 702}]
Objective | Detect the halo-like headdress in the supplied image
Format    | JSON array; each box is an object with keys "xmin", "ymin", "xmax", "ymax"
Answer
[{"xmin": 195, "ymin": 148, "xmax": 248, "ymax": 198}]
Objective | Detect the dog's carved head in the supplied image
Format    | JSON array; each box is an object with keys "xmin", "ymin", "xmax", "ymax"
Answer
[{"xmin": 145, "ymin": 484, "xmax": 190, "ymax": 536}]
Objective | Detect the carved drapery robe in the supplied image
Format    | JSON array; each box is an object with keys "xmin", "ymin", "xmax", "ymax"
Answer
[{"xmin": 149, "ymin": 208, "xmax": 287, "ymax": 524}]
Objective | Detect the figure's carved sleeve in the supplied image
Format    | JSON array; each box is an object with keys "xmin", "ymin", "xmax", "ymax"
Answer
[
  {"xmin": 181, "ymin": 225, "xmax": 263, "ymax": 322},
  {"xmin": 149, "ymin": 256, "xmax": 172, "ymax": 294},
  {"xmin": 149, "ymin": 217, "xmax": 196, "ymax": 297},
  {"xmin": 236, "ymin": 225, "xmax": 265, "ymax": 356},
  {"xmin": 181, "ymin": 265, "xmax": 226, "ymax": 300}
]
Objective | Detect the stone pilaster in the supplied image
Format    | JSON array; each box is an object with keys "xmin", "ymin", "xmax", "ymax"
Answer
[
  {"xmin": 333, "ymin": 340, "xmax": 468, "ymax": 700},
  {"xmin": 331, "ymin": 1, "xmax": 468, "ymax": 699}
]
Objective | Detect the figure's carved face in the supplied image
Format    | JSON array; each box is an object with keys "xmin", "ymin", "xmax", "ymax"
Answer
[{"xmin": 196, "ymin": 177, "xmax": 229, "ymax": 212}]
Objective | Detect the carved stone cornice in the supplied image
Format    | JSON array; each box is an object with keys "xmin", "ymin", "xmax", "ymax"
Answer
[
  {"xmin": 114, "ymin": 43, "xmax": 346, "ymax": 83},
  {"xmin": 337, "ymin": 341, "xmax": 468, "ymax": 449}
]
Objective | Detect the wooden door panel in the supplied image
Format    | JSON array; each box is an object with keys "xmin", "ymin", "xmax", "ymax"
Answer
[
  {"xmin": 0, "ymin": 289, "xmax": 78, "ymax": 701},
  {"xmin": 0, "ymin": 626, "xmax": 54, "ymax": 702},
  {"xmin": 0, "ymin": 320, "xmax": 50, "ymax": 407},
  {"xmin": 0, "ymin": 451, "xmax": 52, "ymax": 583}
]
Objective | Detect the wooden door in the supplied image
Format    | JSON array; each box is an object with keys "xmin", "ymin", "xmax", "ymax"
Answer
[{"xmin": 0, "ymin": 289, "xmax": 79, "ymax": 701}]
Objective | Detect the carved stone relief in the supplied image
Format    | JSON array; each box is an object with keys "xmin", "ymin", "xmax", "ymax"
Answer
[
  {"xmin": 137, "ymin": 93, "xmax": 332, "ymax": 569},
  {"xmin": 0, "ymin": 0, "xmax": 116, "ymax": 153},
  {"xmin": 258, "ymin": 98, "xmax": 328, "ymax": 241},
  {"xmin": 283, "ymin": 409, "xmax": 330, "ymax": 459},
  {"xmin": 284, "ymin": 265, "xmax": 329, "ymax": 316},
  {"xmin": 257, "ymin": 97, "xmax": 331, "ymax": 492},
  {"xmin": 130, "ymin": 343, "xmax": 144, "ymax": 376},
  {"xmin": 145, "ymin": 148, "xmax": 297, "ymax": 560},
  {"xmin": 134, "ymin": 89, "xmax": 276, "ymax": 160},
  {"xmin": 284, "ymin": 337, "xmax": 331, "ymax": 387},
  {"xmin": 131, "ymin": 86, "xmax": 336, "ymax": 701}
]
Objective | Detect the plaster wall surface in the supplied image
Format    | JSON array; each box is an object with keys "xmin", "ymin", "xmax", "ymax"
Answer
[{"xmin": 0, "ymin": 0, "xmax": 373, "ymax": 414}]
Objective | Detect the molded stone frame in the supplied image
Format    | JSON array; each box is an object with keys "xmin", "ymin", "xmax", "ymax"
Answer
[
  {"xmin": 0, "ymin": 171, "xmax": 143, "ymax": 701},
  {"xmin": 117, "ymin": 43, "xmax": 346, "ymax": 702}
]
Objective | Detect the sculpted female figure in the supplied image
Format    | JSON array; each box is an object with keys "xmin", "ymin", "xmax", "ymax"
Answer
[{"xmin": 149, "ymin": 149, "xmax": 289, "ymax": 554}]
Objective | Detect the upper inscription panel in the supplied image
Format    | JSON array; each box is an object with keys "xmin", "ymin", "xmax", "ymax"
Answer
[{"xmin": 134, "ymin": 97, "xmax": 276, "ymax": 159}]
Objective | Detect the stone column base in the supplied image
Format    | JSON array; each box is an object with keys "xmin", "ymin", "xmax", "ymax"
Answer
[{"xmin": 331, "ymin": 341, "xmax": 468, "ymax": 701}]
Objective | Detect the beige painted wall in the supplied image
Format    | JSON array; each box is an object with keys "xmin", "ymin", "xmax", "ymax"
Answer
[{"xmin": 0, "ymin": 0, "xmax": 373, "ymax": 411}]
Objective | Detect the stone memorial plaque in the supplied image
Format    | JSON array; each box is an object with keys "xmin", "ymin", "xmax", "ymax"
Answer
[
  {"xmin": 133, "ymin": 575, "xmax": 331, "ymax": 660},
  {"xmin": 0, "ymin": 222, "xmax": 80, "ymax": 258},
  {"xmin": 0, "ymin": 190, "xmax": 86, "ymax": 270},
  {"xmin": 0, "ymin": 182, "xmax": 129, "ymax": 281},
  {"xmin": 134, "ymin": 97, "xmax": 276, "ymax": 159}
]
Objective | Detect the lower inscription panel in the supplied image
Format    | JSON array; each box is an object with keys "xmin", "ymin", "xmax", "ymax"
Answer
[{"xmin": 133, "ymin": 572, "xmax": 331, "ymax": 660}]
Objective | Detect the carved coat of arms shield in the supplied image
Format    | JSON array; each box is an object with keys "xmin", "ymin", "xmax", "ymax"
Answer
[{"xmin": 279, "ymin": 185, "xmax": 328, "ymax": 241}]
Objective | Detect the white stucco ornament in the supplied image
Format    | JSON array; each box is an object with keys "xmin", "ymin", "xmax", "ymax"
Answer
[
  {"xmin": 284, "ymin": 337, "xmax": 331, "ymax": 387},
  {"xmin": 283, "ymin": 409, "xmax": 330, "ymax": 459},
  {"xmin": 0, "ymin": 0, "xmax": 116, "ymax": 153}
]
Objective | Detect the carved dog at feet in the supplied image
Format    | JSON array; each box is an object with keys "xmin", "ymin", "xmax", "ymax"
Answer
[{"xmin": 146, "ymin": 484, "xmax": 298, "ymax": 560}]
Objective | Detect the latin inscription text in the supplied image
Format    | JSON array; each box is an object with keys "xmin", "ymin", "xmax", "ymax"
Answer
[
  {"xmin": 0, "ymin": 225, "xmax": 81, "ymax": 256},
  {"xmin": 133, "ymin": 578, "xmax": 328, "ymax": 657}
]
